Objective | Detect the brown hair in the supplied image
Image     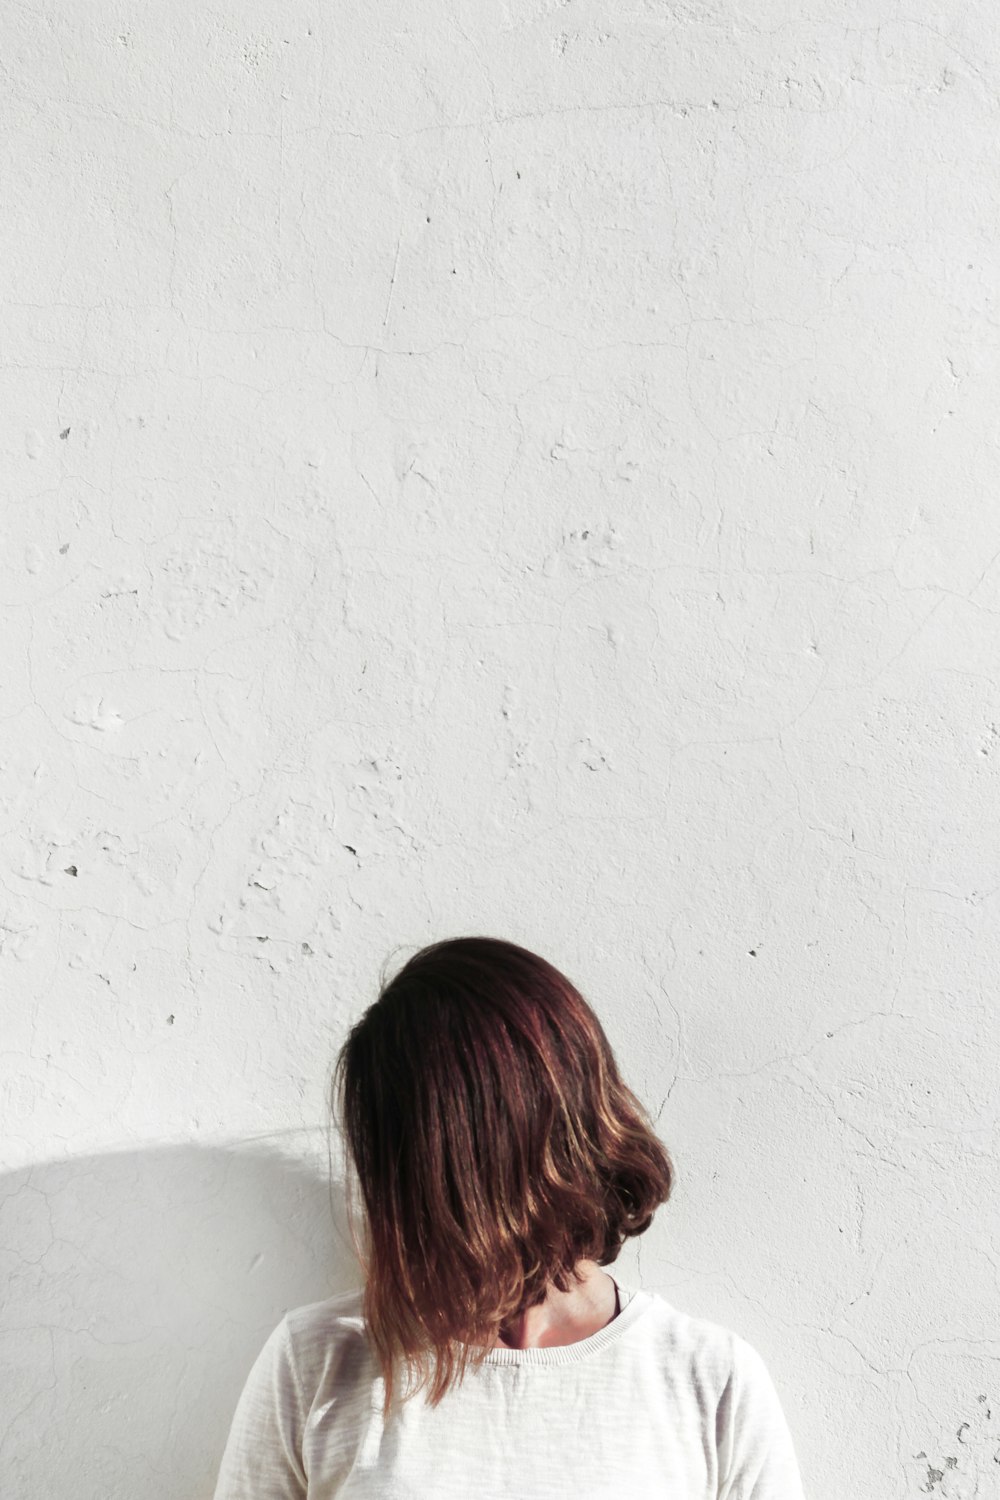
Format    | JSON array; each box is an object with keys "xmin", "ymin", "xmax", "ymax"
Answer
[{"xmin": 331, "ymin": 935, "xmax": 674, "ymax": 1420}]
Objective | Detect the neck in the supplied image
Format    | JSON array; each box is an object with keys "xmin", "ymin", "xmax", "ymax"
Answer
[{"xmin": 493, "ymin": 1261, "xmax": 620, "ymax": 1350}]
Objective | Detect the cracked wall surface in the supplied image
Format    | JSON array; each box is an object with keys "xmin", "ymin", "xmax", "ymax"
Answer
[{"xmin": 2, "ymin": 3, "xmax": 999, "ymax": 1497}]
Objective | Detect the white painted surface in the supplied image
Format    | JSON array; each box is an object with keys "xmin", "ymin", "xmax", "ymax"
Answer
[{"xmin": 2, "ymin": 4, "xmax": 998, "ymax": 1497}]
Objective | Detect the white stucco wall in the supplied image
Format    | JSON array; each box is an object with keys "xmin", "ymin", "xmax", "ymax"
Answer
[{"xmin": 3, "ymin": 3, "xmax": 998, "ymax": 1496}]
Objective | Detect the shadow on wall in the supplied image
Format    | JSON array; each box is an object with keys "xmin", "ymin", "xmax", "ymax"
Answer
[{"xmin": 1, "ymin": 1134, "xmax": 363, "ymax": 1500}]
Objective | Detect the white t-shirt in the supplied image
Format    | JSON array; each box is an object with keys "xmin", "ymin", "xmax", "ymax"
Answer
[{"xmin": 213, "ymin": 1281, "xmax": 806, "ymax": 1499}]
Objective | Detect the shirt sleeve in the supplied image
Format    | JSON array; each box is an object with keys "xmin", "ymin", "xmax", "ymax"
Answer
[
  {"xmin": 715, "ymin": 1333, "xmax": 806, "ymax": 1500},
  {"xmin": 213, "ymin": 1319, "xmax": 308, "ymax": 1500}
]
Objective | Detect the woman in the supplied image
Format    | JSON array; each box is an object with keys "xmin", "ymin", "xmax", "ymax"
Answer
[{"xmin": 214, "ymin": 935, "xmax": 806, "ymax": 1498}]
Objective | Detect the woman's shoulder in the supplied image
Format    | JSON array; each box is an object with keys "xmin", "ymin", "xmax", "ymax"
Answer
[
  {"xmin": 272, "ymin": 1284, "xmax": 374, "ymax": 1387},
  {"xmin": 639, "ymin": 1289, "xmax": 795, "ymax": 1423},
  {"xmin": 282, "ymin": 1283, "xmax": 367, "ymax": 1337},
  {"xmin": 632, "ymin": 1287, "xmax": 749, "ymax": 1381}
]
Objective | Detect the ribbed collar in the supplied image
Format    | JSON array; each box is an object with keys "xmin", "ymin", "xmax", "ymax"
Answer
[{"xmin": 473, "ymin": 1281, "xmax": 653, "ymax": 1367}]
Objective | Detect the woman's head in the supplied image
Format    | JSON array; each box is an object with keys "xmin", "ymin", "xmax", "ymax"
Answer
[{"xmin": 331, "ymin": 935, "xmax": 674, "ymax": 1418}]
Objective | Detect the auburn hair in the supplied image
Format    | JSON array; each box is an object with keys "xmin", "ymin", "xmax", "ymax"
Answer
[{"xmin": 331, "ymin": 935, "xmax": 674, "ymax": 1421}]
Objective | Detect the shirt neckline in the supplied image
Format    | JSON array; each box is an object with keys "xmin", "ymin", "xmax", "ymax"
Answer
[{"xmin": 473, "ymin": 1280, "xmax": 653, "ymax": 1367}]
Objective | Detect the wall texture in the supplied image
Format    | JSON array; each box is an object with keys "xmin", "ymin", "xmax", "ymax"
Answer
[{"xmin": 3, "ymin": 3, "xmax": 998, "ymax": 1497}]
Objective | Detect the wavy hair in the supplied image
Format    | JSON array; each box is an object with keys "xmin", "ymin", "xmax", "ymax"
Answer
[{"xmin": 331, "ymin": 935, "xmax": 674, "ymax": 1420}]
